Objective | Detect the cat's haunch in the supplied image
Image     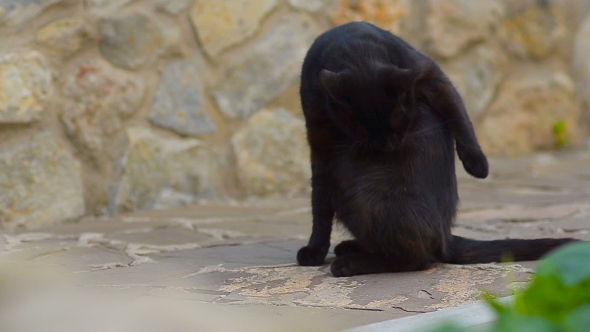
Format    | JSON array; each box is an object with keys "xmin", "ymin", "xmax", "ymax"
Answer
[{"xmin": 297, "ymin": 22, "xmax": 577, "ymax": 277}]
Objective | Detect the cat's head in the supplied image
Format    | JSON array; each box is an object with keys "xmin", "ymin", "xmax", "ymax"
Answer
[{"xmin": 319, "ymin": 64, "xmax": 414, "ymax": 152}]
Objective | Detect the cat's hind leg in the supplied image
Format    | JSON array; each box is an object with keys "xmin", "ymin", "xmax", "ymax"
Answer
[
  {"xmin": 416, "ymin": 62, "xmax": 488, "ymax": 179},
  {"xmin": 330, "ymin": 253, "xmax": 431, "ymax": 277},
  {"xmin": 334, "ymin": 240, "xmax": 363, "ymax": 257},
  {"xmin": 330, "ymin": 197, "xmax": 443, "ymax": 277}
]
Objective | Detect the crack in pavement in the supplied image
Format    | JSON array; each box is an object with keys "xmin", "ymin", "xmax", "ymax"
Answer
[
  {"xmin": 391, "ymin": 306, "xmax": 429, "ymax": 314},
  {"xmin": 440, "ymin": 263, "xmax": 534, "ymax": 273}
]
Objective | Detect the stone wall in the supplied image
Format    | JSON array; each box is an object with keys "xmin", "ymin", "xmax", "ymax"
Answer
[{"xmin": 1, "ymin": 0, "xmax": 590, "ymax": 229}]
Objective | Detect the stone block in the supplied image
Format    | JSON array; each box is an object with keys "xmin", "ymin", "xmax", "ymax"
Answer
[
  {"xmin": 288, "ymin": 0, "xmax": 331, "ymax": 13},
  {"xmin": 35, "ymin": 17, "xmax": 95, "ymax": 58},
  {"xmin": 425, "ymin": 0, "xmax": 504, "ymax": 59},
  {"xmin": 0, "ymin": 133, "xmax": 84, "ymax": 230},
  {"xmin": 572, "ymin": 13, "xmax": 590, "ymax": 114},
  {"xmin": 329, "ymin": 0, "xmax": 409, "ymax": 35},
  {"xmin": 85, "ymin": 0, "xmax": 136, "ymax": 9},
  {"xmin": 189, "ymin": 0, "xmax": 278, "ymax": 57},
  {"xmin": 211, "ymin": 14, "xmax": 316, "ymax": 120},
  {"xmin": 149, "ymin": 59, "xmax": 215, "ymax": 136},
  {"xmin": 498, "ymin": 3, "xmax": 567, "ymax": 60},
  {"xmin": 108, "ymin": 128, "xmax": 221, "ymax": 213},
  {"xmin": 442, "ymin": 44, "xmax": 508, "ymax": 121},
  {"xmin": 98, "ymin": 13, "xmax": 180, "ymax": 69},
  {"xmin": 156, "ymin": 0, "xmax": 194, "ymax": 15},
  {"xmin": 0, "ymin": 0, "xmax": 64, "ymax": 26},
  {"xmin": 0, "ymin": 51, "xmax": 52, "ymax": 124},
  {"xmin": 231, "ymin": 108, "xmax": 310, "ymax": 196},
  {"xmin": 58, "ymin": 60, "xmax": 145, "ymax": 163},
  {"xmin": 478, "ymin": 71, "xmax": 581, "ymax": 156}
]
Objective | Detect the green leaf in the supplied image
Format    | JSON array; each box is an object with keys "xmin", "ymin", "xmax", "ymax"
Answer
[
  {"xmin": 561, "ymin": 304, "xmax": 590, "ymax": 332},
  {"xmin": 428, "ymin": 241, "xmax": 590, "ymax": 332},
  {"xmin": 536, "ymin": 241, "xmax": 590, "ymax": 287},
  {"xmin": 513, "ymin": 274, "xmax": 590, "ymax": 322},
  {"xmin": 510, "ymin": 242, "xmax": 590, "ymax": 322},
  {"xmin": 424, "ymin": 323, "xmax": 466, "ymax": 332},
  {"xmin": 493, "ymin": 312, "xmax": 559, "ymax": 332}
]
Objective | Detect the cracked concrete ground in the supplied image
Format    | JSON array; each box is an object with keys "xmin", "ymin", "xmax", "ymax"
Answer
[{"xmin": 1, "ymin": 150, "xmax": 590, "ymax": 332}]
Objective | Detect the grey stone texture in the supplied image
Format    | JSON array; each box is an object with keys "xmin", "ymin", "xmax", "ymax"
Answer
[
  {"xmin": 149, "ymin": 59, "xmax": 216, "ymax": 136},
  {"xmin": 0, "ymin": 0, "xmax": 64, "ymax": 26},
  {"xmin": 442, "ymin": 44, "xmax": 508, "ymax": 121},
  {"xmin": 58, "ymin": 59, "xmax": 145, "ymax": 163},
  {"xmin": 498, "ymin": 2, "xmax": 568, "ymax": 60},
  {"xmin": 0, "ymin": 51, "xmax": 52, "ymax": 124},
  {"xmin": 287, "ymin": 0, "xmax": 331, "ymax": 13},
  {"xmin": 572, "ymin": 13, "xmax": 590, "ymax": 114},
  {"xmin": 108, "ymin": 128, "xmax": 222, "ymax": 214},
  {"xmin": 231, "ymin": 108, "xmax": 310, "ymax": 196},
  {"xmin": 0, "ymin": 133, "xmax": 84, "ymax": 230},
  {"xmin": 156, "ymin": 0, "xmax": 194, "ymax": 15},
  {"xmin": 210, "ymin": 13, "xmax": 317, "ymax": 120},
  {"xmin": 425, "ymin": 0, "xmax": 505, "ymax": 59},
  {"xmin": 35, "ymin": 17, "xmax": 96, "ymax": 58},
  {"xmin": 478, "ymin": 70, "xmax": 581, "ymax": 156},
  {"xmin": 85, "ymin": 0, "xmax": 136, "ymax": 9},
  {"xmin": 98, "ymin": 13, "xmax": 180, "ymax": 69},
  {"xmin": 189, "ymin": 0, "xmax": 279, "ymax": 57}
]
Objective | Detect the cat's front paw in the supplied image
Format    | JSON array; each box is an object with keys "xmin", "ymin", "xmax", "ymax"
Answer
[
  {"xmin": 457, "ymin": 144, "xmax": 488, "ymax": 179},
  {"xmin": 297, "ymin": 246, "xmax": 328, "ymax": 266}
]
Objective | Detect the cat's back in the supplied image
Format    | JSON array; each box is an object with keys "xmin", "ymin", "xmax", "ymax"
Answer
[{"xmin": 302, "ymin": 22, "xmax": 416, "ymax": 75}]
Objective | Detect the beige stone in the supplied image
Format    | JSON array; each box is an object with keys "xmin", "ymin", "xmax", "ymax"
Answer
[
  {"xmin": 85, "ymin": 0, "xmax": 136, "ymax": 9},
  {"xmin": 0, "ymin": 51, "xmax": 53, "ymax": 124},
  {"xmin": 210, "ymin": 13, "xmax": 316, "ymax": 120},
  {"xmin": 329, "ymin": 0, "xmax": 409, "ymax": 35},
  {"xmin": 478, "ymin": 71, "xmax": 581, "ymax": 156},
  {"xmin": 99, "ymin": 13, "xmax": 181, "ymax": 70},
  {"xmin": 0, "ymin": 133, "xmax": 84, "ymax": 230},
  {"xmin": 189, "ymin": 0, "xmax": 278, "ymax": 58},
  {"xmin": 58, "ymin": 60, "xmax": 145, "ymax": 164},
  {"xmin": 288, "ymin": 0, "xmax": 331, "ymax": 13},
  {"xmin": 156, "ymin": 0, "xmax": 194, "ymax": 15},
  {"xmin": 443, "ymin": 44, "xmax": 508, "ymax": 121},
  {"xmin": 149, "ymin": 58, "xmax": 215, "ymax": 136},
  {"xmin": 498, "ymin": 4, "xmax": 567, "ymax": 60},
  {"xmin": 36, "ymin": 17, "xmax": 95, "ymax": 58},
  {"xmin": 425, "ymin": 0, "xmax": 504, "ymax": 59},
  {"xmin": 108, "ymin": 128, "xmax": 222, "ymax": 214},
  {"xmin": 0, "ymin": 0, "xmax": 64, "ymax": 27},
  {"xmin": 551, "ymin": 0, "xmax": 590, "ymax": 26},
  {"xmin": 572, "ymin": 13, "xmax": 590, "ymax": 115},
  {"xmin": 232, "ymin": 108, "xmax": 311, "ymax": 196}
]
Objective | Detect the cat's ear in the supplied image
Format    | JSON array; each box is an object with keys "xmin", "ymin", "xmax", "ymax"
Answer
[
  {"xmin": 319, "ymin": 69, "xmax": 350, "ymax": 103},
  {"xmin": 380, "ymin": 65, "xmax": 414, "ymax": 94}
]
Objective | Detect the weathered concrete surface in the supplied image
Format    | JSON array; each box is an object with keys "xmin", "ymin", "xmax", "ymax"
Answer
[{"xmin": 1, "ymin": 150, "xmax": 589, "ymax": 331}]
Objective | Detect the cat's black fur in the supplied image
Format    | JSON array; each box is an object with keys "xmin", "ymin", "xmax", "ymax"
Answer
[{"xmin": 297, "ymin": 22, "xmax": 577, "ymax": 277}]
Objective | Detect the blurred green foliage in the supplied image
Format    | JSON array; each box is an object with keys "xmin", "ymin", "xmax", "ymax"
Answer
[
  {"xmin": 426, "ymin": 241, "xmax": 590, "ymax": 332},
  {"xmin": 553, "ymin": 120, "xmax": 570, "ymax": 148}
]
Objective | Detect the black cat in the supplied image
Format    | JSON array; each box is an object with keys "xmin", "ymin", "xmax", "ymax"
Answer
[{"xmin": 296, "ymin": 22, "xmax": 577, "ymax": 277}]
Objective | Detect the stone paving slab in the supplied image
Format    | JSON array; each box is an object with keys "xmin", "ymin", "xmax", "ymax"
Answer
[{"xmin": 1, "ymin": 151, "xmax": 590, "ymax": 331}]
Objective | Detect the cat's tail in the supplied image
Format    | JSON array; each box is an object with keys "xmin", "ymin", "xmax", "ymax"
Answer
[{"xmin": 444, "ymin": 235, "xmax": 579, "ymax": 264}]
